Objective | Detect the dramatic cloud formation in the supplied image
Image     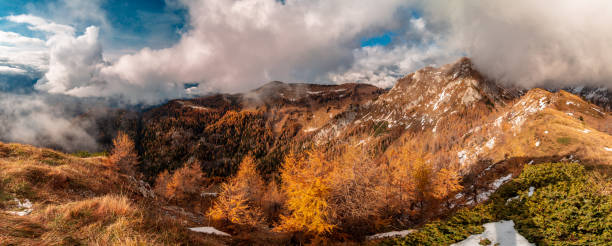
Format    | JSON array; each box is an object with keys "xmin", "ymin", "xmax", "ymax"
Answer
[
  {"xmin": 426, "ymin": 0, "xmax": 612, "ymax": 88},
  {"xmin": 3, "ymin": 0, "xmax": 612, "ymax": 105},
  {"xmin": 10, "ymin": 0, "xmax": 413, "ymax": 103},
  {"xmin": 0, "ymin": 66, "xmax": 27, "ymax": 74},
  {"xmin": 333, "ymin": 0, "xmax": 612, "ymax": 89},
  {"xmin": 328, "ymin": 16, "xmax": 458, "ymax": 88}
]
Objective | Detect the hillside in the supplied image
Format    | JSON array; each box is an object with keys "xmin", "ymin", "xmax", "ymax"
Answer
[
  {"xmin": 137, "ymin": 82, "xmax": 384, "ymax": 178},
  {"xmin": 0, "ymin": 142, "xmax": 229, "ymax": 245}
]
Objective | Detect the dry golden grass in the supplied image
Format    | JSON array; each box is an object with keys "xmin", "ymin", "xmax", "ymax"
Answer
[
  {"xmin": 0, "ymin": 142, "xmax": 126, "ymax": 203},
  {"xmin": 491, "ymin": 107, "xmax": 612, "ymax": 166},
  {"xmin": 0, "ymin": 142, "xmax": 229, "ymax": 245},
  {"xmin": 36, "ymin": 195, "xmax": 150, "ymax": 245}
]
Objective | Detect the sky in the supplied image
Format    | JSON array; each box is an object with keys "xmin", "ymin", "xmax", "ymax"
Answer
[{"xmin": 0, "ymin": 0, "xmax": 611, "ymax": 105}]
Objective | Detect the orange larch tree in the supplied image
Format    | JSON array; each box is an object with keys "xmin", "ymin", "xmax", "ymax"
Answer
[
  {"xmin": 276, "ymin": 151, "xmax": 334, "ymax": 235},
  {"xmin": 208, "ymin": 155, "xmax": 265, "ymax": 227},
  {"xmin": 109, "ymin": 131, "xmax": 139, "ymax": 176}
]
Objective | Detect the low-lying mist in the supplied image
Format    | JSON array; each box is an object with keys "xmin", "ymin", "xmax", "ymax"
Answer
[{"xmin": 0, "ymin": 92, "xmax": 111, "ymax": 153}]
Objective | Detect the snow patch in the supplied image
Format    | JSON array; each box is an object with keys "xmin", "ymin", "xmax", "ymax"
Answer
[
  {"xmin": 457, "ymin": 150, "xmax": 468, "ymax": 165},
  {"xmin": 544, "ymin": 130, "xmax": 549, "ymax": 134},
  {"xmin": 535, "ymin": 141, "xmax": 540, "ymax": 147},
  {"xmin": 506, "ymin": 196, "xmax": 519, "ymax": 204},
  {"xmin": 485, "ymin": 137, "xmax": 495, "ymax": 149},
  {"xmin": 604, "ymin": 147, "xmax": 612, "ymax": 152},
  {"xmin": 494, "ymin": 116, "xmax": 504, "ymax": 127},
  {"xmin": 7, "ymin": 198, "xmax": 33, "ymax": 216},
  {"xmin": 201, "ymin": 192, "xmax": 218, "ymax": 197},
  {"xmin": 189, "ymin": 227, "xmax": 231, "ymax": 236},
  {"xmin": 461, "ymin": 87, "xmax": 482, "ymax": 105},
  {"xmin": 367, "ymin": 229, "xmax": 415, "ymax": 239},
  {"xmin": 306, "ymin": 90, "xmax": 323, "ymax": 95},
  {"xmin": 303, "ymin": 127, "xmax": 319, "ymax": 133},
  {"xmin": 451, "ymin": 220, "xmax": 534, "ymax": 246},
  {"xmin": 492, "ymin": 174, "xmax": 513, "ymax": 189},
  {"xmin": 527, "ymin": 187, "xmax": 535, "ymax": 197},
  {"xmin": 581, "ymin": 129, "xmax": 591, "ymax": 133},
  {"xmin": 477, "ymin": 174, "xmax": 512, "ymax": 203}
]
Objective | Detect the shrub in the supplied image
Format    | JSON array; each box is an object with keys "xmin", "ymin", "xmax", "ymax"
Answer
[
  {"xmin": 556, "ymin": 137, "xmax": 572, "ymax": 145},
  {"xmin": 154, "ymin": 162, "xmax": 205, "ymax": 203},
  {"xmin": 109, "ymin": 132, "xmax": 139, "ymax": 176},
  {"xmin": 392, "ymin": 163, "xmax": 612, "ymax": 245},
  {"xmin": 208, "ymin": 155, "xmax": 265, "ymax": 227}
]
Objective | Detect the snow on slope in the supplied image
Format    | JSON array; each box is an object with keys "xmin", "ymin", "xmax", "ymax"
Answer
[
  {"xmin": 189, "ymin": 227, "xmax": 231, "ymax": 236},
  {"xmin": 451, "ymin": 220, "xmax": 534, "ymax": 246},
  {"xmin": 367, "ymin": 229, "xmax": 416, "ymax": 239},
  {"xmin": 6, "ymin": 198, "xmax": 33, "ymax": 216}
]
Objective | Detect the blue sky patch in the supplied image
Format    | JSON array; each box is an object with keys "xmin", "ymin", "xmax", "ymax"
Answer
[{"xmin": 360, "ymin": 31, "xmax": 396, "ymax": 47}]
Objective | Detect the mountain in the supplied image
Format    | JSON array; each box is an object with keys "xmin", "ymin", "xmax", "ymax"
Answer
[{"xmin": 114, "ymin": 57, "xmax": 610, "ymax": 180}]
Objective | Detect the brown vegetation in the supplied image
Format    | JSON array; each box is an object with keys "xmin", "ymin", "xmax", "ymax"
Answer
[
  {"xmin": 154, "ymin": 161, "xmax": 205, "ymax": 204},
  {"xmin": 0, "ymin": 142, "xmax": 227, "ymax": 245},
  {"xmin": 109, "ymin": 131, "xmax": 139, "ymax": 176},
  {"xmin": 208, "ymin": 155, "xmax": 266, "ymax": 227}
]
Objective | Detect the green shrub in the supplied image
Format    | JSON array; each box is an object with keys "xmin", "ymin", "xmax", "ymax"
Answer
[
  {"xmin": 556, "ymin": 137, "xmax": 572, "ymax": 145},
  {"xmin": 71, "ymin": 151, "xmax": 108, "ymax": 158},
  {"xmin": 391, "ymin": 163, "xmax": 612, "ymax": 246},
  {"xmin": 373, "ymin": 121, "xmax": 389, "ymax": 136},
  {"xmin": 479, "ymin": 238, "xmax": 492, "ymax": 245}
]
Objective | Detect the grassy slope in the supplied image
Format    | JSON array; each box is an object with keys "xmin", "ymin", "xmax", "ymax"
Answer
[
  {"xmin": 0, "ymin": 142, "xmax": 226, "ymax": 245},
  {"xmin": 489, "ymin": 90, "xmax": 612, "ymax": 165}
]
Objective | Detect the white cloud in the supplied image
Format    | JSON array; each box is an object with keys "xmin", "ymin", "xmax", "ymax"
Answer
[
  {"xmin": 0, "ymin": 66, "xmax": 27, "ymax": 74},
  {"xmin": 6, "ymin": 14, "xmax": 75, "ymax": 35},
  {"xmin": 5, "ymin": 0, "xmax": 612, "ymax": 106},
  {"xmin": 328, "ymin": 16, "xmax": 457, "ymax": 88},
  {"xmin": 0, "ymin": 30, "xmax": 46, "ymax": 46},
  {"xmin": 36, "ymin": 26, "xmax": 104, "ymax": 94},
  {"xmin": 421, "ymin": 0, "xmax": 612, "ymax": 88},
  {"xmin": 332, "ymin": 0, "xmax": 612, "ymax": 89},
  {"xmin": 28, "ymin": 0, "xmax": 414, "ymax": 103},
  {"xmin": 329, "ymin": 44, "xmax": 456, "ymax": 88}
]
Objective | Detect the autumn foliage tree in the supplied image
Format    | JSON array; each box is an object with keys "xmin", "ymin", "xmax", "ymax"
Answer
[
  {"xmin": 328, "ymin": 144, "xmax": 384, "ymax": 235},
  {"xmin": 384, "ymin": 147, "xmax": 462, "ymax": 217},
  {"xmin": 154, "ymin": 161, "xmax": 205, "ymax": 204},
  {"xmin": 276, "ymin": 151, "xmax": 334, "ymax": 235},
  {"xmin": 109, "ymin": 131, "xmax": 139, "ymax": 176},
  {"xmin": 208, "ymin": 155, "xmax": 265, "ymax": 227}
]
